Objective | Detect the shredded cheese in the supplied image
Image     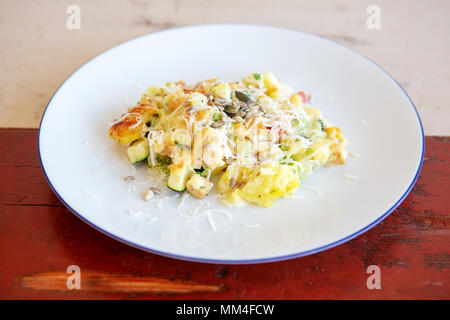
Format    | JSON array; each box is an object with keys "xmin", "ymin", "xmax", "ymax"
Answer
[
  {"xmin": 301, "ymin": 184, "xmax": 322, "ymax": 195},
  {"xmin": 80, "ymin": 187, "xmax": 98, "ymax": 200}
]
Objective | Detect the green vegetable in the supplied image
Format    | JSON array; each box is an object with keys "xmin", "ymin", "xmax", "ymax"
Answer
[
  {"xmin": 194, "ymin": 167, "xmax": 210, "ymax": 178},
  {"xmin": 127, "ymin": 139, "xmax": 149, "ymax": 164},
  {"xmin": 253, "ymin": 73, "xmax": 261, "ymax": 80},
  {"xmin": 291, "ymin": 118, "xmax": 300, "ymax": 127},
  {"xmin": 167, "ymin": 164, "xmax": 192, "ymax": 192},
  {"xmin": 195, "ymin": 168, "xmax": 205, "ymax": 174},
  {"xmin": 291, "ymin": 118, "xmax": 303, "ymax": 134},
  {"xmin": 224, "ymin": 104, "xmax": 239, "ymax": 114},
  {"xmin": 212, "ymin": 113, "xmax": 222, "ymax": 122},
  {"xmin": 161, "ymin": 167, "xmax": 170, "ymax": 175},
  {"xmin": 280, "ymin": 143, "xmax": 289, "ymax": 152},
  {"xmin": 235, "ymin": 91, "xmax": 251, "ymax": 104},
  {"xmin": 156, "ymin": 154, "xmax": 171, "ymax": 166},
  {"xmin": 318, "ymin": 119, "xmax": 325, "ymax": 131},
  {"xmin": 148, "ymin": 154, "xmax": 171, "ymax": 170},
  {"xmin": 146, "ymin": 115, "xmax": 159, "ymax": 127}
]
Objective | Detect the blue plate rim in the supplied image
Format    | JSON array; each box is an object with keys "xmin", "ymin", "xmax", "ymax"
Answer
[{"xmin": 38, "ymin": 23, "xmax": 425, "ymax": 265}]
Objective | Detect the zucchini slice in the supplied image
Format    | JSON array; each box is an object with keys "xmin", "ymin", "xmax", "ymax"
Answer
[
  {"xmin": 167, "ymin": 163, "xmax": 193, "ymax": 192},
  {"xmin": 127, "ymin": 139, "xmax": 150, "ymax": 164}
]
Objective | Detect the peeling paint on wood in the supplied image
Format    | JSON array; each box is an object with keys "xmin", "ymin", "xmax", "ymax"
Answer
[{"xmin": 0, "ymin": 130, "xmax": 448, "ymax": 299}]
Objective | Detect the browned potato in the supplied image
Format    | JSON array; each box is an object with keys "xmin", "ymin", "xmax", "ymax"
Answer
[
  {"xmin": 108, "ymin": 113, "xmax": 144, "ymax": 145},
  {"xmin": 127, "ymin": 104, "xmax": 160, "ymax": 123}
]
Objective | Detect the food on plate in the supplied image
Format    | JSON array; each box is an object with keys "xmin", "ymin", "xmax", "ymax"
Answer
[{"xmin": 108, "ymin": 73, "xmax": 348, "ymax": 207}]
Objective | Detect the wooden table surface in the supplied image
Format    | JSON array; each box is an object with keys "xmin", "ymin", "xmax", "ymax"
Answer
[{"xmin": 0, "ymin": 129, "xmax": 448, "ymax": 299}]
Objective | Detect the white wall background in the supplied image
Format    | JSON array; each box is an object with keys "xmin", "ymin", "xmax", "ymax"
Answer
[{"xmin": 0, "ymin": 0, "xmax": 448, "ymax": 134}]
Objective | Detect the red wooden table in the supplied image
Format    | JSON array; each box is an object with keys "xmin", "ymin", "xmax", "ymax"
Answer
[{"xmin": 0, "ymin": 129, "xmax": 448, "ymax": 299}]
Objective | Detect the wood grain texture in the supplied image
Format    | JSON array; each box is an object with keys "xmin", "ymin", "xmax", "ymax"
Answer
[
  {"xmin": 0, "ymin": 129, "xmax": 448, "ymax": 299},
  {"xmin": 22, "ymin": 272, "xmax": 225, "ymax": 294}
]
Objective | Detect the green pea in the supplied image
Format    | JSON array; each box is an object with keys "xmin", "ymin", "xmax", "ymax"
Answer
[{"xmin": 212, "ymin": 113, "xmax": 222, "ymax": 122}]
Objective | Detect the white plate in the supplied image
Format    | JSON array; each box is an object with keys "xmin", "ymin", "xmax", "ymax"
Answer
[{"xmin": 39, "ymin": 24, "xmax": 424, "ymax": 264}]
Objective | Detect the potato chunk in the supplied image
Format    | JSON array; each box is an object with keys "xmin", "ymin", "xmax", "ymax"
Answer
[
  {"xmin": 128, "ymin": 104, "xmax": 160, "ymax": 123},
  {"xmin": 218, "ymin": 162, "xmax": 299, "ymax": 207},
  {"xmin": 325, "ymin": 127, "xmax": 348, "ymax": 166},
  {"xmin": 186, "ymin": 174, "xmax": 213, "ymax": 199},
  {"xmin": 239, "ymin": 163, "xmax": 299, "ymax": 208},
  {"xmin": 108, "ymin": 113, "xmax": 144, "ymax": 145},
  {"xmin": 327, "ymin": 143, "xmax": 348, "ymax": 166}
]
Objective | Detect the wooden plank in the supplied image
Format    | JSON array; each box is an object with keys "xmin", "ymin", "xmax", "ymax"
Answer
[
  {"xmin": 0, "ymin": 129, "xmax": 448, "ymax": 299},
  {"xmin": 22, "ymin": 271, "xmax": 225, "ymax": 294}
]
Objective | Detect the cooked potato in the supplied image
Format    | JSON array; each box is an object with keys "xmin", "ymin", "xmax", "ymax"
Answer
[
  {"xmin": 218, "ymin": 162, "xmax": 299, "ymax": 208},
  {"xmin": 238, "ymin": 162, "xmax": 299, "ymax": 207},
  {"xmin": 195, "ymin": 108, "xmax": 211, "ymax": 121},
  {"xmin": 303, "ymin": 106, "xmax": 321, "ymax": 120},
  {"xmin": 108, "ymin": 113, "xmax": 145, "ymax": 145},
  {"xmin": 242, "ymin": 73, "xmax": 264, "ymax": 89},
  {"xmin": 325, "ymin": 127, "xmax": 348, "ymax": 166},
  {"xmin": 263, "ymin": 72, "xmax": 280, "ymax": 95},
  {"xmin": 186, "ymin": 174, "xmax": 213, "ymax": 198},
  {"xmin": 327, "ymin": 143, "xmax": 348, "ymax": 166},
  {"xmin": 128, "ymin": 104, "xmax": 160, "ymax": 123},
  {"xmin": 217, "ymin": 164, "xmax": 252, "ymax": 204},
  {"xmin": 208, "ymin": 83, "xmax": 231, "ymax": 101},
  {"xmin": 289, "ymin": 93, "xmax": 303, "ymax": 107},
  {"xmin": 164, "ymin": 88, "xmax": 186, "ymax": 111},
  {"xmin": 188, "ymin": 92, "xmax": 208, "ymax": 108}
]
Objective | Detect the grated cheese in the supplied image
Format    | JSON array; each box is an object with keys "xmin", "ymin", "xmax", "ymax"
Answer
[
  {"xmin": 242, "ymin": 223, "xmax": 261, "ymax": 228},
  {"xmin": 344, "ymin": 173, "xmax": 359, "ymax": 179},
  {"xmin": 83, "ymin": 140, "xmax": 104, "ymax": 151},
  {"xmin": 206, "ymin": 213, "xmax": 217, "ymax": 232},
  {"xmin": 178, "ymin": 192, "xmax": 190, "ymax": 207},
  {"xmin": 80, "ymin": 187, "xmax": 98, "ymax": 200},
  {"xmin": 301, "ymin": 184, "xmax": 322, "ymax": 195},
  {"xmin": 127, "ymin": 209, "xmax": 143, "ymax": 217},
  {"xmin": 90, "ymin": 167, "xmax": 104, "ymax": 175}
]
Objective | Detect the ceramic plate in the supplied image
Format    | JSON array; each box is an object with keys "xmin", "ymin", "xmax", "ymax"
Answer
[{"xmin": 39, "ymin": 24, "xmax": 424, "ymax": 263}]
